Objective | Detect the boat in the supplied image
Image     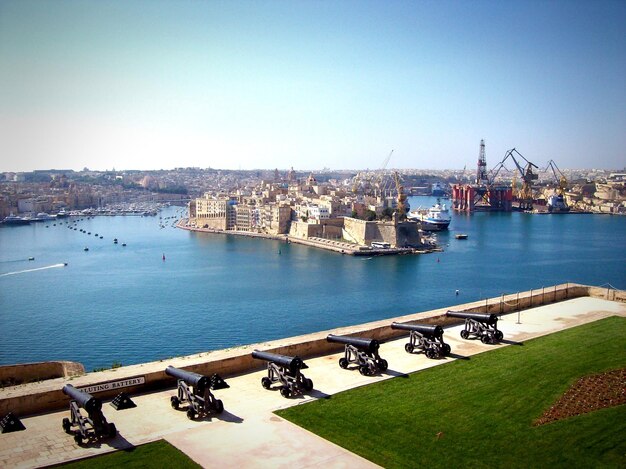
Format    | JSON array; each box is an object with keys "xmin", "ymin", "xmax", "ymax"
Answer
[
  {"xmin": 431, "ymin": 182, "xmax": 447, "ymax": 197},
  {"xmin": 35, "ymin": 212, "xmax": 57, "ymax": 221},
  {"xmin": 455, "ymin": 234, "xmax": 468, "ymax": 240},
  {"xmin": 2, "ymin": 214, "xmax": 31, "ymax": 226},
  {"xmin": 547, "ymin": 193, "xmax": 570, "ymax": 213},
  {"xmin": 407, "ymin": 199, "xmax": 451, "ymax": 231},
  {"xmin": 56, "ymin": 209, "xmax": 68, "ymax": 218}
]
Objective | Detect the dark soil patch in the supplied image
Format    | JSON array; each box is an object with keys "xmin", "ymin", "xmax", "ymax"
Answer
[{"xmin": 534, "ymin": 368, "xmax": 626, "ymax": 426}]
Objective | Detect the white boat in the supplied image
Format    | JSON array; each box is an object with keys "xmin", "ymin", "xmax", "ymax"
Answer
[
  {"xmin": 407, "ymin": 199, "xmax": 451, "ymax": 231},
  {"xmin": 36, "ymin": 212, "xmax": 57, "ymax": 221},
  {"xmin": 547, "ymin": 194, "xmax": 569, "ymax": 213}
]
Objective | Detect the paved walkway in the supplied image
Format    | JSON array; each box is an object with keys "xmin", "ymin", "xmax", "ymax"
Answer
[{"xmin": 1, "ymin": 297, "xmax": 624, "ymax": 468}]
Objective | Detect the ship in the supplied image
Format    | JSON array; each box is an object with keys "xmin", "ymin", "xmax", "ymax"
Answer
[
  {"xmin": 1, "ymin": 214, "xmax": 31, "ymax": 226},
  {"xmin": 407, "ymin": 199, "xmax": 451, "ymax": 231},
  {"xmin": 547, "ymin": 193, "xmax": 570, "ymax": 213},
  {"xmin": 431, "ymin": 182, "xmax": 447, "ymax": 197}
]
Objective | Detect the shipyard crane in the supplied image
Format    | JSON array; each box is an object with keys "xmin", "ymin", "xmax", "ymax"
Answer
[
  {"xmin": 374, "ymin": 150, "xmax": 394, "ymax": 197},
  {"xmin": 393, "ymin": 171, "xmax": 407, "ymax": 220},
  {"xmin": 544, "ymin": 160, "xmax": 568, "ymax": 196},
  {"xmin": 489, "ymin": 148, "xmax": 538, "ymax": 210}
]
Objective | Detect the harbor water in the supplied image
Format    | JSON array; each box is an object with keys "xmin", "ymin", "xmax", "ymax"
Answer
[{"xmin": 1, "ymin": 197, "xmax": 624, "ymax": 371}]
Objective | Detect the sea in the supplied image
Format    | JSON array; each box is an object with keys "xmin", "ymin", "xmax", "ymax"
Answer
[{"xmin": 1, "ymin": 196, "xmax": 624, "ymax": 371}]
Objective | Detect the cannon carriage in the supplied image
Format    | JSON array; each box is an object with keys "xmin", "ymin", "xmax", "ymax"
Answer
[
  {"xmin": 391, "ymin": 322, "xmax": 451, "ymax": 358},
  {"xmin": 446, "ymin": 311, "xmax": 503, "ymax": 344},
  {"xmin": 327, "ymin": 334, "xmax": 388, "ymax": 375},
  {"xmin": 61, "ymin": 384, "xmax": 116, "ymax": 445},
  {"xmin": 165, "ymin": 366, "xmax": 229, "ymax": 420},
  {"xmin": 252, "ymin": 350, "xmax": 313, "ymax": 398}
]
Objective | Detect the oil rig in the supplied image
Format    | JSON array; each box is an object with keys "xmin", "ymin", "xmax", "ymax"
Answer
[{"xmin": 452, "ymin": 140, "xmax": 540, "ymax": 212}]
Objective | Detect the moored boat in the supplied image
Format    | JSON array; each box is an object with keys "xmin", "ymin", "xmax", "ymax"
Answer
[
  {"xmin": 407, "ymin": 199, "xmax": 451, "ymax": 231},
  {"xmin": 2, "ymin": 214, "xmax": 31, "ymax": 226}
]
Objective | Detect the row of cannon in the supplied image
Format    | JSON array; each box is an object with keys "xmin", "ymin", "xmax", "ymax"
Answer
[{"xmin": 60, "ymin": 311, "xmax": 503, "ymax": 444}]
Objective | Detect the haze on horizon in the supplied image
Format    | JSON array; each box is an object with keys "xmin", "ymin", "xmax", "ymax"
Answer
[{"xmin": 0, "ymin": 0, "xmax": 625, "ymax": 173}]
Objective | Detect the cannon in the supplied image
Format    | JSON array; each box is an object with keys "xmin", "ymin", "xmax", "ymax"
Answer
[
  {"xmin": 252, "ymin": 350, "xmax": 313, "ymax": 398},
  {"xmin": 165, "ymin": 366, "xmax": 229, "ymax": 419},
  {"xmin": 327, "ymin": 334, "xmax": 388, "ymax": 375},
  {"xmin": 61, "ymin": 384, "xmax": 116, "ymax": 445},
  {"xmin": 446, "ymin": 311, "xmax": 503, "ymax": 344},
  {"xmin": 391, "ymin": 322, "xmax": 451, "ymax": 358}
]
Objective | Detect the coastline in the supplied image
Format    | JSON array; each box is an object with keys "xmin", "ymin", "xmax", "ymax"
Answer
[{"xmin": 175, "ymin": 218, "xmax": 439, "ymax": 256}]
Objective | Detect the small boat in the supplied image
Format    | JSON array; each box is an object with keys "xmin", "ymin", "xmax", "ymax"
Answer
[
  {"xmin": 28, "ymin": 257, "xmax": 35, "ymax": 261},
  {"xmin": 455, "ymin": 234, "xmax": 468, "ymax": 240},
  {"xmin": 84, "ymin": 247, "xmax": 89, "ymax": 251}
]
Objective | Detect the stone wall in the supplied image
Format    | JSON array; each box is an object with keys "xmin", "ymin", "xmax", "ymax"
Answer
[
  {"xmin": 343, "ymin": 217, "xmax": 422, "ymax": 247},
  {"xmin": 0, "ymin": 361, "xmax": 84, "ymax": 387}
]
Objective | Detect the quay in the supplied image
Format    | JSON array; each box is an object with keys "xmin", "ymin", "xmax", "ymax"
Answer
[
  {"xmin": 0, "ymin": 283, "xmax": 624, "ymax": 468},
  {"xmin": 176, "ymin": 219, "xmax": 438, "ymax": 256}
]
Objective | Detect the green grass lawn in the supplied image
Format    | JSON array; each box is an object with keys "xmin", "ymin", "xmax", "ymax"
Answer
[
  {"xmin": 277, "ymin": 316, "xmax": 626, "ymax": 468},
  {"xmin": 58, "ymin": 440, "xmax": 200, "ymax": 468}
]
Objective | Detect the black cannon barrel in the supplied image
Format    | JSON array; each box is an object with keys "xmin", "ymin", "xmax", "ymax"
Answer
[
  {"xmin": 446, "ymin": 311, "xmax": 498, "ymax": 325},
  {"xmin": 391, "ymin": 322, "xmax": 444, "ymax": 338},
  {"xmin": 165, "ymin": 366, "xmax": 210, "ymax": 392},
  {"xmin": 252, "ymin": 350, "xmax": 303, "ymax": 374},
  {"xmin": 62, "ymin": 384, "xmax": 101, "ymax": 412},
  {"xmin": 327, "ymin": 334, "xmax": 379, "ymax": 353}
]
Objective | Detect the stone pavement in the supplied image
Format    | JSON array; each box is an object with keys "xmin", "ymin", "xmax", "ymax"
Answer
[{"xmin": 1, "ymin": 297, "xmax": 624, "ymax": 468}]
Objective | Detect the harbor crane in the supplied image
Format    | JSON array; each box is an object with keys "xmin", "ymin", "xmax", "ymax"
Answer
[
  {"xmin": 544, "ymin": 160, "xmax": 568, "ymax": 196},
  {"xmin": 489, "ymin": 148, "xmax": 538, "ymax": 210},
  {"xmin": 393, "ymin": 171, "xmax": 407, "ymax": 219}
]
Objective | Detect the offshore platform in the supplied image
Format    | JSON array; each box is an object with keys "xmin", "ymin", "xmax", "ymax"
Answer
[{"xmin": 452, "ymin": 140, "xmax": 539, "ymax": 212}]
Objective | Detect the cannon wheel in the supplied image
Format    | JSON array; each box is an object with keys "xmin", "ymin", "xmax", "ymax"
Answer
[
  {"xmin": 339, "ymin": 358, "xmax": 348, "ymax": 369},
  {"xmin": 280, "ymin": 387, "xmax": 291, "ymax": 398},
  {"xmin": 74, "ymin": 434, "xmax": 83, "ymax": 445},
  {"xmin": 378, "ymin": 359, "xmax": 388, "ymax": 371},
  {"xmin": 261, "ymin": 377, "xmax": 272, "ymax": 389},
  {"xmin": 186, "ymin": 409, "xmax": 196, "ymax": 420},
  {"xmin": 495, "ymin": 330, "xmax": 504, "ymax": 341},
  {"xmin": 358, "ymin": 365, "xmax": 369, "ymax": 376},
  {"xmin": 304, "ymin": 378, "xmax": 314, "ymax": 391},
  {"xmin": 460, "ymin": 330, "xmax": 469, "ymax": 339},
  {"xmin": 404, "ymin": 343, "xmax": 414, "ymax": 353},
  {"xmin": 108, "ymin": 423, "xmax": 117, "ymax": 438},
  {"xmin": 214, "ymin": 399, "xmax": 224, "ymax": 414},
  {"xmin": 481, "ymin": 334, "xmax": 492, "ymax": 344},
  {"xmin": 170, "ymin": 396, "xmax": 180, "ymax": 409},
  {"xmin": 62, "ymin": 418, "xmax": 71, "ymax": 433},
  {"xmin": 442, "ymin": 343, "xmax": 451, "ymax": 355},
  {"xmin": 425, "ymin": 348, "xmax": 436, "ymax": 359}
]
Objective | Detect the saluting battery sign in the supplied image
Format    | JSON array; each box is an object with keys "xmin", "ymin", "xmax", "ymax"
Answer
[{"xmin": 80, "ymin": 376, "xmax": 145, "ymax": 394}]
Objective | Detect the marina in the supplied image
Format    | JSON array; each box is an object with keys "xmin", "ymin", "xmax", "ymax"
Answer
[{"xmin": 0, "ymin": 198, "xmax": 625, "ymax": 371}]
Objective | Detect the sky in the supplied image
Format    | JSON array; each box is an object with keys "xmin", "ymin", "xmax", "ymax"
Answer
[{"xmin": 0, "ymin": 0, "xmax": 624, "ymax": 172}]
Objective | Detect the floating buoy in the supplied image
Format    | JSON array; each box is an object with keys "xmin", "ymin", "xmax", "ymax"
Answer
[
  {"xmin": 456, "ymin": 289, "xmax": 459, "ymax": 296},
  {"xmin": 122, "ymin": 243, "xmax": 126, "ymax": 247},
  {"xmin": 84, "ymin": 247, "xmax": 89, "ymax": 251},
  {"xmin": 28, "ymin": 257, "xmax": 35, "ymax": 261},
  {"xmin": 162, "ymin": 254, "xmax": 166, "ymax": 261}
]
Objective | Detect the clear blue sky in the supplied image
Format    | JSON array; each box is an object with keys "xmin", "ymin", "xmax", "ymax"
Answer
[{"xmin": 0, "ymin": 0, "xmax": 624, "ymax": 172}]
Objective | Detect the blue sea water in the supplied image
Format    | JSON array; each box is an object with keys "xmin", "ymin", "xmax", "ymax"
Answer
[{"xmin": 0, "ymin": 197, "xmax": 624, "ymax": 371}]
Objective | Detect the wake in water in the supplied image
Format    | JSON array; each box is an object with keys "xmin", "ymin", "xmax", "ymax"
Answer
[{"xmin": 0, "ymin": 263, "xmax": 66, "ymax": 277}]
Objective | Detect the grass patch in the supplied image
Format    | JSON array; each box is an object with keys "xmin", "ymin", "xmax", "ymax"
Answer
[
  {"xmin": 277, "ymin": 316, "xmax": 626, "ymax": 468},
  {"xmin": 58, "ymin": 440, "xmax": 200, "ymax": 468}
]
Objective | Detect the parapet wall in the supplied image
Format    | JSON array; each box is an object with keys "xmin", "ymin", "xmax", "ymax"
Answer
[
  {"xmin": 0, "ymin": 362, "xmax": 84, "ymax": 387},
  {"xmin": 0, "ymin": 283, "xmax": 621, "ymax": 417}
]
